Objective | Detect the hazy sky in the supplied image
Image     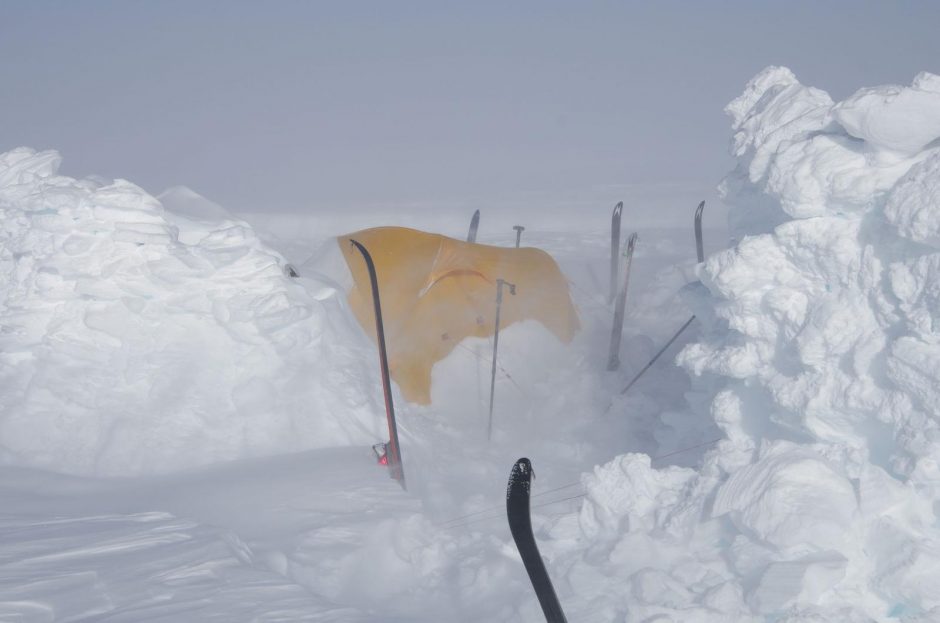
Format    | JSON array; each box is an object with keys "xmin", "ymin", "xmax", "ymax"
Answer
[{"xmin": 2, "ymin": 1, "xmax": 939, "ymax": 221}]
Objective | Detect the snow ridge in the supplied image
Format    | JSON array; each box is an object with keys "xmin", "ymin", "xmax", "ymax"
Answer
[
  {"xmin": 551, "ymin": 67, "xmax": 940, "ymax": 621},
  {"xmin": 0, "ymin": 148, "xmax": 380, "ymax": 476}
]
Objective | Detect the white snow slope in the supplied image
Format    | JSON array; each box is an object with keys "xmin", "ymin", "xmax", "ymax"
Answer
[
  {"xmin": 3, "ymin": 66, "xmax": 940, "ymax": 622},
  {"xmin": 0, "ymin": 148, "xmax": 383, "ymax": 476},
  {"xmin": 566, "ymin": 67, "xmax": 940, "ymax": 621}
]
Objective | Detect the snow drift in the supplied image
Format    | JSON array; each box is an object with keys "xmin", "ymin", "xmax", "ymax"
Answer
[
  {"xmin": 543, "ymin": 67, "xmax": 940, "ymax": 621},
  {"xmin": 0, "ymin": 148, "xmax": 382, "ymax": 476}
]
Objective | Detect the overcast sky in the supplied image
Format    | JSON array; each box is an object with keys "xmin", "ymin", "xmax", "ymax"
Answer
[{"xmin": 2, "ymin": 1, "xmax": 939, "ymax": 222}]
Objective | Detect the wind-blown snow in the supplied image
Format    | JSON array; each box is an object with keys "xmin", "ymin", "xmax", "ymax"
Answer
[{"xmin": 0, "ymin": 148, "xmax": 382, "ymax": 476}]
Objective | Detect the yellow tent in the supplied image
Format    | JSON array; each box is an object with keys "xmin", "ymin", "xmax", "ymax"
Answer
[{"xmin": 337, "ymin": 226, "xmax": 579, "ymax": 404}]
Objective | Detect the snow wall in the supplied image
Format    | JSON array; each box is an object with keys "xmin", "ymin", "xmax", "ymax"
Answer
[
  {"xmin": 554, "ymin": 68, "xmax": 940, "ymax": 621},
  {"xmin": 0, "ymin": 148, "xmax": 383, "ymax": 476}
]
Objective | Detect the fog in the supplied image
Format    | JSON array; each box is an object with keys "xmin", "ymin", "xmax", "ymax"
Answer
[{"xmin": 2, "ymin": 1, "xmax": 938, "ymax": 224}]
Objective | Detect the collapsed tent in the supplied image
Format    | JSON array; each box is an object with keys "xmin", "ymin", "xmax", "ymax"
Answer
[{"xmin": 337, "ymin": 227, "xmax": 579, "ymax": 404}]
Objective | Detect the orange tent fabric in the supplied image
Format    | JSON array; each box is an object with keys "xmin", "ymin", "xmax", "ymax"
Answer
[{"xmin": 338, "ymin": 227, "xmax": 579, "ymax": 404}]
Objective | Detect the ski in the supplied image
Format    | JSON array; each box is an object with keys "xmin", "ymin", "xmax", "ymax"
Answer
[
  {"xmin": 694, "ymin": 200, "xmax": 705, "ymax": 263},
  {"xmin": 349, "ymin": 239, "xmax": 406, "ymax": 489},
  {"xmin": 467, "ymin": 209, "xmax": 481, "ymax": 243},
  {"xmin": 506, "ymin": 458, "xmax": 568, "ymax": 623},
  {"xmin": 617, "ymin": 200, "xmax": 705, "ymax": 395},
  {"xmin": 607, "ymin": 232, "xmax": 638, "ymax": 371},
  {"xmin": 609, "ymin": 201, "xmax": 623, "ymax": 303}
]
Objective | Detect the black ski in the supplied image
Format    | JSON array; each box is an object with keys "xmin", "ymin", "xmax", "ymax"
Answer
[
  {"xmin": 607, "ymin": 232, "xmax": 638, "ymax": 371},
  {"xmin": 349, "ymin": 239, "xmax": 406, "ymax": 489},
  {"xmin": 609, "ymin": 201, "xmax": 623, "ymax": 303},
  {"xmin": 468, "ymin": 209, "xmax": 481, "ymax": 243},
  {"xmin": 694, "ymin": 200, "xmax": 705, "ymax": 263},
  {"xmin": 506, "ymin": 458, "xmax": 568, "ymax": 623}
]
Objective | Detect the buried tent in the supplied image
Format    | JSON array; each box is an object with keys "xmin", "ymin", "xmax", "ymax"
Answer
[{"xmin": 337, "ymin": 227, "xmax": 579, "ymax": 404}]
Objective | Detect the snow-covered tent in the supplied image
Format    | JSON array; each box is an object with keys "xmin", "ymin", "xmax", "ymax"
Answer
[{"xmin": 337, "ymin": 226, "xmax": 579, "ymax": 404}]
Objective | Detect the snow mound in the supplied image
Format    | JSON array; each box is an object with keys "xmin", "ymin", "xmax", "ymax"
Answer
[
  {"xmin": 157, "ymin": 184, "xmax": 231, "ymax": 223},
  {"xmin": 552, "ymin": 68, "xmax": 940, "ymax": 620},
  {"xmin": 0, "ymin": 148, "xmax": 381, "ymax": 476}
]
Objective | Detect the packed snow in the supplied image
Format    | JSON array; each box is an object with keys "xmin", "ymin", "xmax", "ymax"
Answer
[
  {"xmin": 0, "ymin": 148, "xmax": 387, "ymax": 476},
  {"xmin": 3, "ymin": 65, "xmax": 940, "ymax": 621}
]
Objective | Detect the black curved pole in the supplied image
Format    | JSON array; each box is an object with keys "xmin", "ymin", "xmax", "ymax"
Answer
[
  {"xmin": 506, "ymin": 458, "xmax": 568, "ymax": 623},
  {"xmin": 349, "ymin": 239, "xmax": 405, "ymax": 489}
]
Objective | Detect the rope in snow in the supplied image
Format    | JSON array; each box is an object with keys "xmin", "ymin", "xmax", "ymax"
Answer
[
  {"xmin": 649, "ymin": 437, "xmax": 723, "ymax": 462},
  {"xmin": 455, "ymin": 342, "xmax": 526, "ymax": 395},
  {"xmin": 437, "ymin": 437, "xmax": 723, "ymax": 531},
  {"xmin": 439, "ymin": 493, "xmax": 587, "ymax": 531},
  {"xmin": 566, "ymin": 279, "xmax": 614, "ymax": 317},
  {"xmin": 437, "ymin": 482, "xmax": 585, "ymax": 529}
]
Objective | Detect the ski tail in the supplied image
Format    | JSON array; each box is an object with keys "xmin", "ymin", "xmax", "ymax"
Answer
[
  {"xmin": 694, "ymin": 200, "xmax": 705, "ymax": 263},
  {"xmin": 349, "ymin": 239, "xmax": 405, "ymax": 490},
  {"xmin": 468, "ymin": 209, "xmax": 481, "ymax": 243},
  {"xmin": 506, "ymin": 458, "xmax": 568, "ymax": 623},
  {"xmin": 609, "ymin": 201, "xmax": 623, "ymax": 303},
  {"xmin": 607, "ymin": 232, "xmax": 638, "ymax": 371}
]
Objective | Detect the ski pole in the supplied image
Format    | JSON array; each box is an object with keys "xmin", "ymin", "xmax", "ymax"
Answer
[
  {"xmin": 607, "ymin": 233, "xmax": 638, "ymax": 371},
  {"xmin": 488, "ymin": 278, "xmax": 516, "ymax": 441},
  {"xmin": 618, "ymin": 315, "xmax": 695, "ymax": 395},
  {"xmin": 349, "ymin": 239, "xmax": 406, "ymax": 490},
  {"xmin": 513, "ymin": 225, "xmax": 525, "ymax": 248},
  {"xmin": 468, "ymin": 209, "xmax": 481, "ymax": 243},
  {"xmin": 609, "ymin": 201, "xmax": 623, "ymax": 304}
]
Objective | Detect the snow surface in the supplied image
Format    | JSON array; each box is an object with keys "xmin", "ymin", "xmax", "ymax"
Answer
[{"xmin": 3, "ymin": 66, "xmax": 940, "ymax": 621}]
